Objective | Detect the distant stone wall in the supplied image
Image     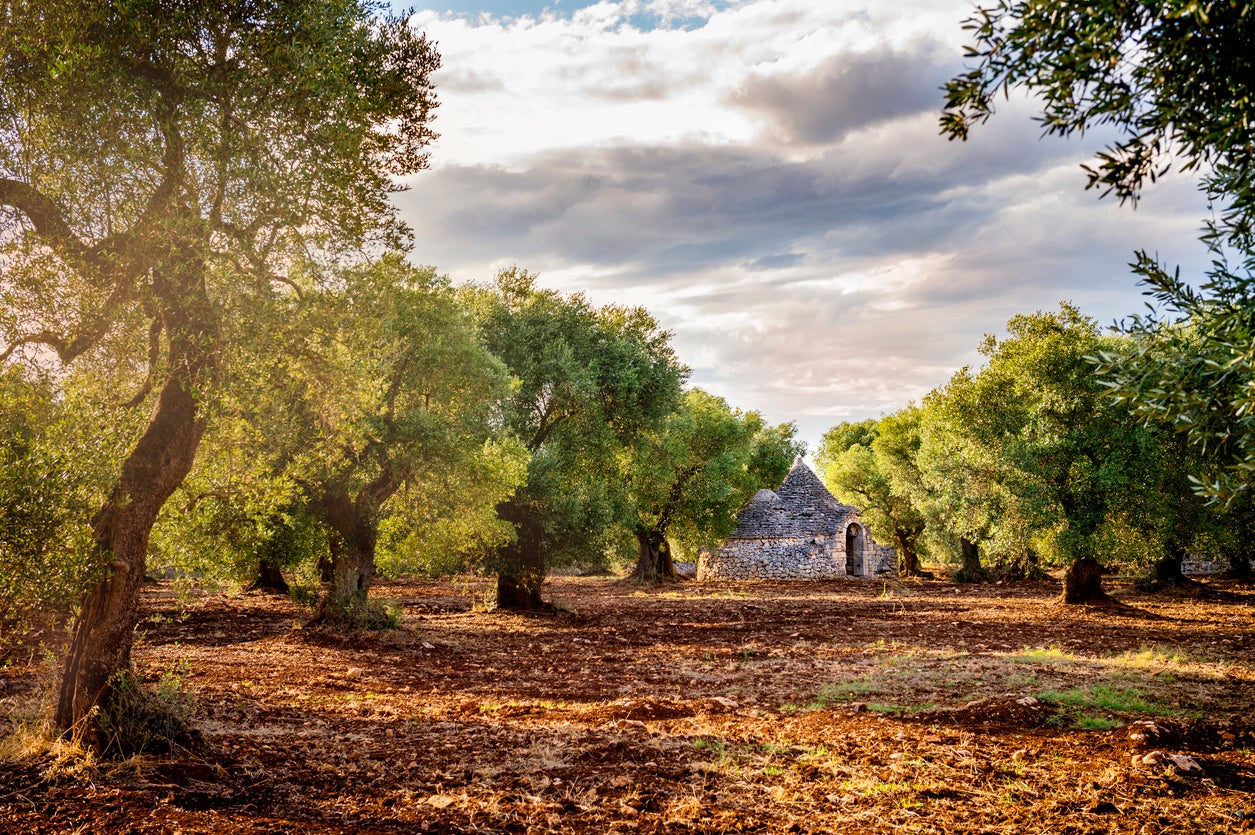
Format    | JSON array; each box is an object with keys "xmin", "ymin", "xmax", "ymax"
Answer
[
  {"xmin": 698, "ymin": 536, "xmax": 847, "ymax": 581},
  {"xmin": 865, "ymin": 544, "xmax": 899, "ymax": 577},
  {"xmin": 1182, "ymin": 554, "xmax": 1255, "ymax": 576},
  {"xmin": 698, "ymin": 536, "xmax": 900, "ymax": 581}
]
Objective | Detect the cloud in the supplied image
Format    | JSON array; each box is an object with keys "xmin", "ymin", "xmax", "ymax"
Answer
[
  {"xmin": 399, "ymin": 105, "xmax": 1093, "ymax": 278},
  {"xmin": 731, "ymin": 43, "xmax": 956, "ymax": 144},
  {"xmin": 399, "ymin": 0, "xmax": 1212, "ymax": 449}
]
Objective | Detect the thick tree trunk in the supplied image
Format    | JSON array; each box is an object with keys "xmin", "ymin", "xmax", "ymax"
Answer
[
  {"xmin": 1060, "ymin": 555, "xmax": 1109, "ymax": 604},
  {"xmin": 55, "ymin": 238, "xmax": 215, "ymax": 745},
  {"xmin": 495, "ymin": 499, "xmax": 549, "ymax": 611},
  {"xmin": 1149, "ymin": 547, "xmax": 1190, "ymax": 587},
  {"xmin": 249, "ymin": 557, "xmax": 289, "ymax": 594},
  {"xmin": 628, "ymin": 528, "xmax": 680, "ymax": 583},
  {"xmin": 953, "ymin": 537, "xmax": 985, "ymax": 583},
  {"xmin": 313, "ymin": 494, "xmax": 379, "ymax": 626},
  {"xmin": 496, "ymin": 569, "xmax": 545, "ymax": 610},
  {"xmin": 496, "ymin": 525, "xmax": 547, "ymax": 610},
  {"xmin": 894, "ymin": 530, "xmax": 929, "ymax": 578}
]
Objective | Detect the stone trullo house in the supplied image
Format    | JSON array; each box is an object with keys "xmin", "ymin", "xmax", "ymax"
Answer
[{"xmin": 697, "ymin": 460, "xmax": 897, "ymax": 581}]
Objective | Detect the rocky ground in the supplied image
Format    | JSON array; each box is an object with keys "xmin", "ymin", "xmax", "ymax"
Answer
[{"xmin": 2, "ymin": 574, "xmax": 1253, "ymax": 833}]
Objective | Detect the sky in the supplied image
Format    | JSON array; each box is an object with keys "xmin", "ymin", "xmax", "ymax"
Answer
[{"xmin": 393, "ymin": 0, "xmax": 1209, "ymax": 454}]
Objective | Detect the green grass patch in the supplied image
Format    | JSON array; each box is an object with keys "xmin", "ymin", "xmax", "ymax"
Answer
[
  {"xmin": 1037, "ymin": 684, "xmax": 1158, "ymax": 713},
  {"xmin": 1076, "ymin": 716, "xmax": 1122, "ymax": 731},
  {"xmin": 1008, "ymin": 645, "xmax": 1077, "ymax": 664},
  {"xmin": 1036, "ymin": 683, "xmax": 1191, "ymax": 728}
]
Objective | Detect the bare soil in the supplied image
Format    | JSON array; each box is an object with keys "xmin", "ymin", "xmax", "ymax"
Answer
[{"xmin": 2, "ymin": 575, "xmax": 1254, "ymax": 833}]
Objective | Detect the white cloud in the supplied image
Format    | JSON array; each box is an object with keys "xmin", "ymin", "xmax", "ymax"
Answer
[{"xmin": 400, "ymin": 0, "xmax": 1211, "ymax": 450}]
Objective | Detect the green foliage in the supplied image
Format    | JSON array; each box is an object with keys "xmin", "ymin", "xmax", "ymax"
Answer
[
  {"xmin": 377, "ymin": 438, "xmax": 528, "ymax": 577},
  {"xmin": 625, "ymin": 388, "xmax": 802, "ymax": 558},
  {"xmin": 96, "ymin": 664, "xmax": 199, "ymax": 758},
  {"xmin": 915, "ymin": 305, "xmax": 1163, "ymax": 569},
  {"xmin": 747, "ymin": 421, "xmax": 807, "ymax": 489},
  {"xmin": 0, "ymin": 368, "xmax": 139, "ymax": 655},
  {"xmin": 1094, "ymin": 254, "xmax": 1255, "ymax": 501},
  {"xmin": 942, "ymin": 1, "xmax": 1255, "ymax": 500}
]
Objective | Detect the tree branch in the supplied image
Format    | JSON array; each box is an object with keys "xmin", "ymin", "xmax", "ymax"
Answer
[
  {"xmin": 0, "ymin": 178, "xmax": 92, "ymax": 269},
  {"xmin": 119, "ymin": 317, "xmax": 165, "ymax": 408}
]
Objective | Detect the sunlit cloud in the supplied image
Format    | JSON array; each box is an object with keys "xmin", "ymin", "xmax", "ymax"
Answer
[{"xmin": 399, "ymin": 0, "xmax": 1209, "ymax": 450}]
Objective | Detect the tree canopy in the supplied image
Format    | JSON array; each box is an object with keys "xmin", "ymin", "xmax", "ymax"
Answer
[
  {"xmin": 942, "ymin": 1, "xmax": 1255, "ymax": 500},
  {"xmin": 0, "ymin": 0, "xmax": 441, "ymax": 742},
  {"xmin": 468, "ymin": 268, "xmax": 687, "ymax": 608}
]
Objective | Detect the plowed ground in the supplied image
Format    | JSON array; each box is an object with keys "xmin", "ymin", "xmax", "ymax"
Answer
[{"xmin": 2, "ymin": 575, "xmax": 1254, "ymax": 833}]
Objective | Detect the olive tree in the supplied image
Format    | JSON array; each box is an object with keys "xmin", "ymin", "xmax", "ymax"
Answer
[
  {"xmin": 624, "ymin": 389, "xmax": 802, "ymax": 583},
  {"xmin": 816, "ymin": 413, "xmax": 930, "ymax": 577},
  {"xmin": 470, "ymin": 269, "xmax": 686, "ymax": 609},
  {"xmin": 942, "ymin": 1, "xmax": 1255, "ymax": 500},
  {"xmin": 0, "ymin": 0, "xmax": 439, "ymax": 744}
]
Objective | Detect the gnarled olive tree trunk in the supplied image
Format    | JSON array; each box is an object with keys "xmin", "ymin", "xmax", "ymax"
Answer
[
  {"xmin": 55, "ymin": 240, "xmax": 216, "ymax": 744},
  {"xmin": 312, "ymin": 484, "xmax": 393, "ymax": 627},
  {"xmin": 495, "ymin": 499, "xmax": 549, "ymax": 610},
  {"xmin": 1060, "ymin": 555, "xmax": 1110, "ymax": 604},
  {"xmin": 628, "ymin": 526, "xmax": 680, "ymax": 584},
  {"xmin": 953, "ymin": 537, "xmax": 985, "ymax": 583},
  {"xmin": 249, "ymin": 557, "xmax": 290, "ymax": 594},
  {"xmin": 893, "ymin": 528, "xmax": 928, "ymax": 578}
]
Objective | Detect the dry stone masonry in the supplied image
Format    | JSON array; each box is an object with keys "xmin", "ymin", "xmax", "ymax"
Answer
[{"xmin": 698, "ymin": 460, "xmax": 897, "ymax": 581}]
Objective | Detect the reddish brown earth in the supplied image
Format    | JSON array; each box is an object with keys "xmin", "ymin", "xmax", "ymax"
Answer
[{"xmin": 2, "ymin": 575, "xmax": 1254, "ymax": 833}]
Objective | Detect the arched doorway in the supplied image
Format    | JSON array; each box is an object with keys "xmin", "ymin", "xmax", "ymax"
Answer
[{"xmin": 845, "ymin": 524, "xmax": 863, "ymax": 576}]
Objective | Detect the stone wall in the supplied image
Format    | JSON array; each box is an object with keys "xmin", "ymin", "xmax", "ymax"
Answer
[
  {"xmin": 698, "ymin": 536, "xmax": 901, "ymax": 581},
  {"xmin": 698, "ymin": 535, "xmax": 848, "ymax": 581},
  {"xmin": 865, "ymin": 544, "xmax": 899, "ymax": 577}
]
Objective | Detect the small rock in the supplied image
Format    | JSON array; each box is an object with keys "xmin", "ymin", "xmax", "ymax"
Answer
[
  {"xmin": 709, "ymin": 696, "xmax": 739, "ymax": 710},
  {"xmin": 345, "ymin": 667, "xmax": 364, "ymax": 680},
  {"xmin": 1015, "ymin": 696, "xmax": 1040, "ymax": 707},
  {"xmin": 1166, "ymin": 753, "xmax": 1203, "ymax": 774},
  {"xmin": 1128, "ymin": 720, "xmax": 1161, "ymax": 746}
]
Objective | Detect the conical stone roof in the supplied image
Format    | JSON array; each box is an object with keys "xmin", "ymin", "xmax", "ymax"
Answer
[
  {"xmin": 724, "ymin": 489, "xmax": 786, "ymax": 538},
  {"xmin": 726, "ymin": 460, "xmax": 857, "ymax": 540}
]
